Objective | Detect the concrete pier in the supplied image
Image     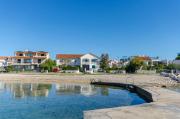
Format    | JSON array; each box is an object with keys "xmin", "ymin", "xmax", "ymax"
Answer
[{"xmin": 84, "ymin": 86, "xmax": 180, "ymax": 119}]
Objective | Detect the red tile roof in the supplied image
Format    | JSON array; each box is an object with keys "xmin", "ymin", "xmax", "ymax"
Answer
[
  {"xmin": 56, "ymin": 54, "xmax": 84, "ymax": 59},
  {"xmin": 0, "ymin": 56, "xmax": 12, "ymax": 60},
  {"xmin": 135, "ymin": 56, "xmax": 151, "ymax": 61}
]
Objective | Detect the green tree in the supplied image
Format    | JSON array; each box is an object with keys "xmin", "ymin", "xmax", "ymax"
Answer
[
  {"xmin": 173, "ymin": 64, "xmax": 180, "ymax": 70},
  {"xmin": 176, "ymin": 56, "xmax": 180, "ymax": 60},
  {"xmin": 175, "ymin": 53, "xmax": 180, "ymax": 60},
  {"xmin": 40, "ymin": 59, "xmax": 56, "ymax": 72},
  {"xmin": 6, "ymin": 66, "xmax": 14, "ymax": 72},
  {"xmin": 125, "ymin": 58, "xmax": 143, "ymax": 73},
  {"xmin": 100, "ymin": 53, "xmax": 109, "ymax": 71},
  {"xmin": 154, "ymin": 63, "xmax": 165, "ymax": 73},
  {"xmin": 165, "ymin": 64, "xmax": 176, "ymax": 70}
]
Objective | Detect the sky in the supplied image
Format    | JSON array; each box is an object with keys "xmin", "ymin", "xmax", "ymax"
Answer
[{"xmin": 0, "ymin": 0, "xmax": 180, "ymax": 60}]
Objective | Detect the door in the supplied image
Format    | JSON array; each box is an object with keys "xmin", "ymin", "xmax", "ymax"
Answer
[{"xmin": 82, "ymin": 65, "xmax": 90, "ymax": 71}]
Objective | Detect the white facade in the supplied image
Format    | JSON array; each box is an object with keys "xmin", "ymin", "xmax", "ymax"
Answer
[
  {"xmin": 173, "ymin": 60, "xmax": 180, "ymax": 65},
  {"xmin": 56, "ymin": 58, "xmax": 81, "ymax": 66},
  {"xmin": 0, "ymin": 59, "xmax": 6, "ymax": 67},
  {"xmin": 0, "ymin": 57, "xmax": 12, "ymax": 71},
  {"xmin": 109, "ymin": 59, "xmax": 119, "ymax": 68}
]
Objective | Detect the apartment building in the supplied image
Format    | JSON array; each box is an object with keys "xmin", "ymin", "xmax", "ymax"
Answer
[
  {"xmin": 56, "ymin": 53, "xmax": 100, "ymax": 72},
  {"xmin": 12, "ymin": 50, "xmax": 50, "ymax": 71}
]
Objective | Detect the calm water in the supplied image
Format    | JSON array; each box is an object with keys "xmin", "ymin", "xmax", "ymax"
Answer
[{"xmin": 0, "ymin": 82, "xmax": 146, "ymax": 119}]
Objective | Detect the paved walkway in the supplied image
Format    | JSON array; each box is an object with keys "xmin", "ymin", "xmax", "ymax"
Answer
[{"xmin": 84, "ymin": 86, "xmax": 180, "ymax": 119}]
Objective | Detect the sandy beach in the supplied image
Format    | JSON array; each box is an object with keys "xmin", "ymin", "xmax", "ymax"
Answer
[{"xmin": 0, "ymin": 73, "xmax": 177, "ymax": 87}]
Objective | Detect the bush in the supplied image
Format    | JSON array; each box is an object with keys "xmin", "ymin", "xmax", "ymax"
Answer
[
  {"xmin": 125, "ymin": 59, "xmax": 143, "ymax": 73},
  {"xmin": 6, "ymin": 66, "xmax": 14, "ymax": 72},
  {"xmin": 40, "ymin": 59, "xmax": 56, "ymax": 72},
  {"xmin": 176, "ymin": 56, "xmax": 180, "ymax": 60},
  {"xmin": 154, "ymin": 64, "xmax": 165, "ymax": 73},
  {"xmin": 61, "ymin": 66, "xmax": 79, "ymax": 70}
]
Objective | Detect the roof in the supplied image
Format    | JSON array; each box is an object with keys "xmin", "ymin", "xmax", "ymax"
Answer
[
  {"xmin": 86, "ymin": 53, "xmax": 100, "ymax": 59},
  {"xmin": 0, "ymin": 56, "xmax": 12, "ymax": 60},
  {"xmin": 16, "ymin": 51, "xmax": 48, "ymax": 53},
  {"xmin": 135, "ymin": 56, "xmax": 151, "ymax": 61},
  {"xmin": 56, "ymin": 54, "xmax": 84, "ymax": 59}
]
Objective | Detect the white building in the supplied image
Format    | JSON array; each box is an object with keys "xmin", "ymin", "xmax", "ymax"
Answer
[
  {"xmin": 0, "ymin": 57, "xmax": 7, "ymax": 68},
  {"xmin": 109, "ymin": 59, "xmax": 120, "ymax": 68},
  {"xmin": 150, "ymin": 57, "xmax": 162, "ymax": 66},
  {"xmin": 0, "ymin": 57, "xmax": 13, "ymax": 71},
  {"xmin": 56, "ymin": 53, "xmax": 100, "ymax": 72},
  {"xmin": 172, "ymin": 60, "xmax": 180, "ymax": 65}
]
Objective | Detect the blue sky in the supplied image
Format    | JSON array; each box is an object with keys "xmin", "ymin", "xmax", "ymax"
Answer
[{"xmin": 0, "ymin": 0, "xmax": 180, "ymax": 59}]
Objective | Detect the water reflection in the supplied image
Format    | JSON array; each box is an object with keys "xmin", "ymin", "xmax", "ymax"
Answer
[
  {"xmin": 0, "ymin": 82, "xmax": 112, "ymax": 98},
  {"xmin": 56, "ymin": 84, "xmax": 98, "ymax": 96},
  {"xmin": 0, "ymin": 83, "xmax": 52, "ymax": 98}
]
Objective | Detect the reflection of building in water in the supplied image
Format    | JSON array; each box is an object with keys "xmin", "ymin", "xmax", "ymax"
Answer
[
  {"xmin": 3, "ymin": 83, "xmax": 52, "ymax": 98},
  {"xmin": 0, "ymin": 82, "xmax": 5, "ymax": 91},
  {"xmin": 56, "ymin": 84, "xmax": 97, "ymax": 96},
  {"xmin": 100, "ymin": 86, "xmax": 109, "ymax": 96}
]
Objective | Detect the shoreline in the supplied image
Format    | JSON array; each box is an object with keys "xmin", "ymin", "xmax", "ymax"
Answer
[{"xmin": 0, "ymin": 73, "xmax": 177, "ymax": 87}]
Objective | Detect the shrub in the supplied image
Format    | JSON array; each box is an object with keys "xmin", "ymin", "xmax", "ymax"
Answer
[
  {"xmin": 176, "ymin": 56, "xmax": 180, "ymax": 60},
  {"xmin": 61, "ymin": 66, "xmax": 79, "ymax": 70},
  {"xmin": 125, "ymin": 58, "xmax": 143, "ymax": 73},
  {"xmin": 40, "ymin": 59, "xmax": 56, "ymax": 72},
  {"xmin": 6, "ymin": 66, "xmax": 14, "ymax": 72}
]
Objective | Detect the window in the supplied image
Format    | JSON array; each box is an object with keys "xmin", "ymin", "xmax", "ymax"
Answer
[
  {"xmin": 41, "ymin": 54, "xmax": 45, "ymax": 56},
  {"xmin": 38, "ymin": 59, "xmax": 41, "ymax": 63},
  {"xmin": 24, "ymin": 59, "xmax": 32, "ymax": 63},
  {"xmin": 92, "ymin": 59, "xmax": 98, "ymax": 62},
  {"xmin": 82, "ymin": 59, "xmax": 89, "ymax": 62},
  {"xmin": 26, "ymin": 53, "xmax": 33, "ymax": 57},
  {"xmin": 60, "ymin": 59, "xmax": 64, "ymax": 62},
  {"xmin": 92, "ymin": 65, "xmax": 96, "ymax": 69},
  {"xmin": 19, "ymin": 54, "xmax": 23, "ymax": 56},
  {"xmin": 17, "ymin": 59, "xmax": 21, "ymax": 63}
]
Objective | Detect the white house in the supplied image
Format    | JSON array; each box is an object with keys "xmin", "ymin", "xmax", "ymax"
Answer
[
  {"xmin": 172, "ymin": 60, "xmax": 180, "ymax": 65},
  {"xmin": 0, "ymin": 57, "xmax": 6, "ymax": 68},
  {"xmin": 0, "ymin": 56, "xmax": 12, "ymax": 67},
  {"xmin": 56, "ymin": 53, "xmax": 100, "ymax": 72},
  {"xmin": 109, "ymin": 59, "xmax": 120, "ymax": 68}
]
